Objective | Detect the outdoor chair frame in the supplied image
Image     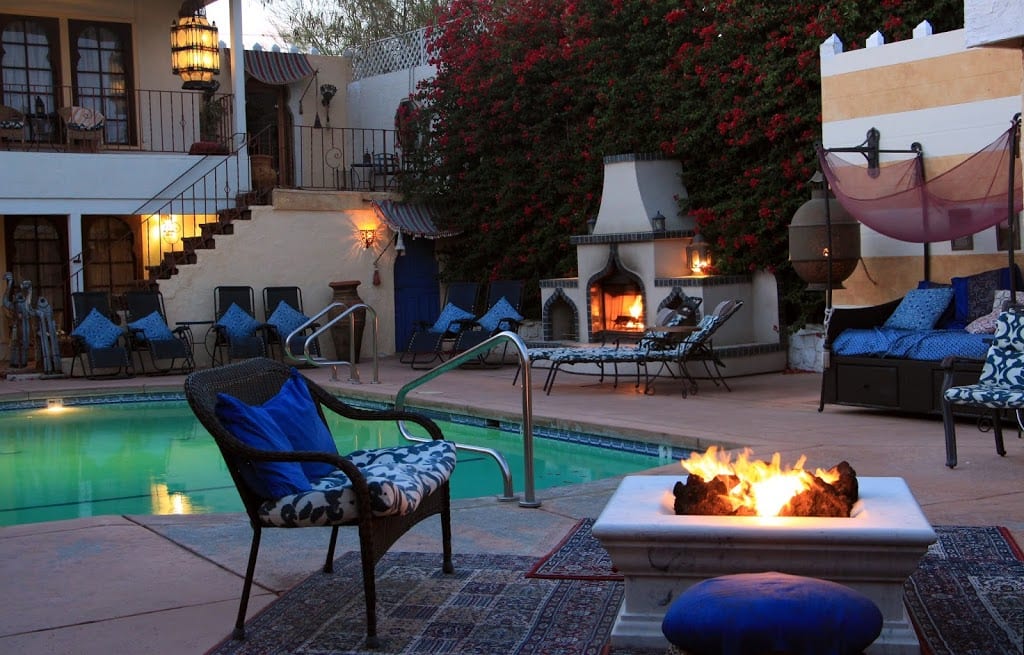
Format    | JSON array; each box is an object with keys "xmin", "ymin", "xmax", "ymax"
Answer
[
  {"xmin": 184, "ymin": 358, "xmax": 454, "ymax": 648},
  {"xmin": 123, "ymin": 290, "xmax": 195, "ymax": 375}
]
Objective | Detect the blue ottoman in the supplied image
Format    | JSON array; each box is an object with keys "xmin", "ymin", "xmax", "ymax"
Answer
[{"xmin": 662, "ymin": 572, "xmax": 883, "ymax": 655}]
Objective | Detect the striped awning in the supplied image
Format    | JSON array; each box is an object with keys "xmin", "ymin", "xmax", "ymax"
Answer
[
  {"xmin": 372, "ymin": 200, "xmax": 461, "ymax": 239},
  {"xmin": 243, "ymin": 49, "xmax": 314, "ymax": 85}
]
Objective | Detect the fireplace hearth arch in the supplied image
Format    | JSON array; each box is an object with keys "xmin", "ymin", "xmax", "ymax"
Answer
[{"xmin": 588, "ymin": 244, "xmax": 646, "ymax": 341}]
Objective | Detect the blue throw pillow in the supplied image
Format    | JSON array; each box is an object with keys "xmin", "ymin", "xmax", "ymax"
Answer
[
  {"xmin": 883, "ymin": 287, "xmax": 954, "ymax": 330},
  {"xmin": 217, "ymin": 303, "xmax": 261, "ymax": 339},
  {"xmin": 128, "ymin": 310, "xmax": 174, "ymax": 342},
  {"xmin": 662, "ymin": 572, "xmax": 883, "ymax": 655},
  {"xmin": 71, "ymin": 308, "xmax": 123, "ymax": 349},
  {"xmin": 430, "ymin": 302, "xmax": 475, "ymax": 334},
  {"xmin": 477, "ymin": 296, "xmax": 524, "ymax": 333},
  {"xmin": 950, "ymin": 268, "xmax": 1003, "ymax": 328},
  {"xmin": 267, "ymin": 301, "xmax": 309, "ymax": 338},
  {"xmin": 261, "ymin": 368, "xmax": 339, "ymax": 481},
  {"xmin": 214, "ymin": 393, "xmax": 312, "ymax": 499}
]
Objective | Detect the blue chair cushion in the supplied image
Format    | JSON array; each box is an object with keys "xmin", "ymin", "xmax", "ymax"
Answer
[
  {"xmin": 217, "ymin": 303, "xmax": 262, "ymax": 339},
  {"xmin": 261, "ymin": 368, "xmax": 339, "ymax": 481},
  {"xmin": 258, "ymin": 439, "xmax": 458, "ymax": 527},
  {"xmin": 430, "ymin": 302, "xmax": 475, "ymax": 334},
  {"xmin": 477, "ymin": 296, "xmax": 524, "ymax": 333},
  {"xmin": 662, "ymin": 572, "xmax": 883, "ymax": 655},
  {"xmin": 72, "ymin": 308, "xmax": 123, "ymax": 349},
  {"xmin": 127, "ymin": 311, "xmax": 174, "ymax": 342},
  {"xmin": 883, "ymin": 287, "xmax": 954, "ymax": 330},
  {"xmin": 214, "ymin": 393, "xmax": 312, "ymax": 499},
  {"xmin": 267, "ymin": 301, "xmax": 309, "ymax": 339}
]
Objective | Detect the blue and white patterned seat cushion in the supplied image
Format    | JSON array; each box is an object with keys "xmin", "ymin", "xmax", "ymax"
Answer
[
  {"xmin": 257, "ymin": 439, "xmax": 457, "ymax": 527},
  {"xmin": 0, "ymin": 119, "xmax": 24, "ymax": 129},
  {"xmin": 945, "ymin": 311, "xmax": 1024, "ymax": 408}
]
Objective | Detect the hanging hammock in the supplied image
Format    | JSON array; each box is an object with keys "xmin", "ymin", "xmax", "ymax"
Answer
[{"xmin": 818, "ymin": 118, "xmax": 1022, "ymax": 244}]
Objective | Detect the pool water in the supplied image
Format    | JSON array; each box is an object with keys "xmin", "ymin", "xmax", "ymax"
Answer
[{"xmin": 0, "ymin": 400, "xmax": 680, "ymax": 527}]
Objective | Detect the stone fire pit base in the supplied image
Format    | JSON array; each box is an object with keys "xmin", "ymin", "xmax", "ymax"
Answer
[{"xmin": 592, "ymin": 476, "xmax": 936, "ymax": 654}]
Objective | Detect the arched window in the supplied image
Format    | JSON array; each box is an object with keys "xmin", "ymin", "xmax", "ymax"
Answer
[
  {"xmin": 69, "ymin": 20, "xmax": 133, "ymax": 145},
  {"xmin": 0, "ymin": 15, "xmax": 59, "ymax": 118},
  {"xmin": 5, "ymin": 216, "xmax": 68, "ymax": 330}
]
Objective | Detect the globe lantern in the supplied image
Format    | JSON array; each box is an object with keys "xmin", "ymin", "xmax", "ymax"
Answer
[{"xmin": 789, "ymin": 172, "xmax": 860, "ymax": 291}]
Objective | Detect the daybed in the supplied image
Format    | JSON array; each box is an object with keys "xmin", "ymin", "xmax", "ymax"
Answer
[{"xmin": 820, "ymin": 266, "xmax": 1021, "ymax": 415}]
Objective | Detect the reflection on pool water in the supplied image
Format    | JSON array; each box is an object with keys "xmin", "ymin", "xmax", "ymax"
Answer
[{"xmin": 0, "ymin": 397, "xmax": 685, "ymax": 527}]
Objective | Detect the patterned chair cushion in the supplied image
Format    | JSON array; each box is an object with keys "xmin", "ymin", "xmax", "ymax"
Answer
[
  {"xmin": 267, "ymin": 301, "xmax": 309, "ymax": 339},
  {"xmin": 946, "ymin": 310, "xmax": 1024, "ymax": 409},
  {"xmin": 258, "ymin": 439, "xmax": 458, "ymax": 527},
  {"xmin": 72, "ymin": 308, "xmax": 123, "ymax": 349},
  {"xmin": 0, "ymin": 119, "xmax": 24, "ymax": 129},
  {"xmin": 477, "ymin": 296, "xmax": 523, "ymax": 333},
  {"xmin": 217, "ymin": 303, "xmax": 262, "ymax": 339},
  {"xmin": 127, "ymin": 310, "xmax": 174, "ymax": 342},
  {"xmin": 430, "ymin": 302, "xmax": 475, "ymax": 334},
  {"xmin": 883, "ymin": 287, "xmax": 955, "ymax": 330}
]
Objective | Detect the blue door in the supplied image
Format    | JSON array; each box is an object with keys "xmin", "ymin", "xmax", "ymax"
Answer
[{"xmin": 393, "ymin": 236, "xmax": 439, "ymax": 351}]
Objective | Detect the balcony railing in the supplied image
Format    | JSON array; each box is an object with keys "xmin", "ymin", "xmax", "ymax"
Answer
[{"xmin": 1, "ymin": 85, "xmax": 232, "ymax": 153}]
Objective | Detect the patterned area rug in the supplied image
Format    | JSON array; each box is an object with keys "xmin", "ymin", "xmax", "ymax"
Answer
[
  {"xmin": 905, "ymin": 525, "xmax": 1024, "ymax": 655},
  {"xmin": 208, "ymin": 521, "xmax": 1024, "ymax": 655},
  {"xmin": 207, "ymin": 551, "xmax": 625, "ymax": 655}
]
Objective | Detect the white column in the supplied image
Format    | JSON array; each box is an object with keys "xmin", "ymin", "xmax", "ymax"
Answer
[
  {"xmin": 228, "ymin": 0, "xmax": 251, "ymax": 191},
  {"xmin": 67, "ymin": 213, "xmax": 84, "ymax": 293}
]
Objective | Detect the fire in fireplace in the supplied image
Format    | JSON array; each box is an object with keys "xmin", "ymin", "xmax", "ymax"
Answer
[
  {"xmin": 589, "ymin": 245, "xmax": 645, "ymax": 338},
  {"xmin": 672, "ymin": 446, "xmax": 858, "ymax": 517}
]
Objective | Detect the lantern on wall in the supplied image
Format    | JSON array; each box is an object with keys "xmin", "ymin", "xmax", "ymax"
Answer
[
  {"xmin": 687, "ymin": 232, "xmax": 711, "ymax": 274},
  {"xmin": 170, "ymin": 1, "xmax": 221, "ymax": 91}
]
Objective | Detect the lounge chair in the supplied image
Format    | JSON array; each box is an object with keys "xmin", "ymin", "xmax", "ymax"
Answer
[
  {"xmin": 123, "ymin": 290, "xmax": 195, "ymax": 375},
  {"xmin": 262, "ymin": 286, "xmax": 320, "ymax": 362},
  {"xmin": 451, "ymin": 280, "xmax": 526, "ymax": 365},
  {"xmin": 69, "ymin": 291, "xmax": 133, "ymax": 378},
  {"xmin": 183, "ymin": 358, "xmax": 455, "ymax": 648},
  {"xmin": 643, "ymin": 299, "xmax": 744, "ymax": 397},
  {"xmin": 940, "ymin": 307, "xmax": 1024, "ymax": 468},
  {"xmin": 211, "ymin": 286, "xmax": 267, "ymax": 366},
  {"xmin": 400, "ymin": 281, "xmax": 481, "ymax": 369}
]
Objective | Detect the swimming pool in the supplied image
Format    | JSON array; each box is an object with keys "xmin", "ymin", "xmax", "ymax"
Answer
[{"xmin": 0, "ymin": 395, "xmax": 686, "ymax": 527}]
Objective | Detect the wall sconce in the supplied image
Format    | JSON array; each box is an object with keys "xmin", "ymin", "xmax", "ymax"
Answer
[
  {"xmin": 161, "ymin": 216, "xmax": 181, "ymax": 245},
  {"xmin": 320, "ymin": 84, "xmax": 337, "ymax": 107},
  {"xmin": 687, "ymin": 233, "xmax": 711, "ymax": 274},
  {"xmin": 651, "ymin": 211, "xmax": 666, "ymax": 232},
  {"xmin": 170, "ymin": 0, "xmax": 220, "ymax": 91},
  {"xmin": 359, "ymin": 228, "xmax": 377, "ymax": 250}
]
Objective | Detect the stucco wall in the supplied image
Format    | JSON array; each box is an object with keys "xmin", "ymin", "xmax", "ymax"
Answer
[
  {"xmin": 156, "ymin": 189, "xmax": 399, "ymax": 367},
  {"xmin": 820, "ymin": 26, "xmax": 1024, "ymax": 306}
]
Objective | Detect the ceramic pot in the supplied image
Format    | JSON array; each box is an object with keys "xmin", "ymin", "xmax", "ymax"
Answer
[{"xmin": 328, "ymin": 280, "xmax": 366, "ymax": 362}]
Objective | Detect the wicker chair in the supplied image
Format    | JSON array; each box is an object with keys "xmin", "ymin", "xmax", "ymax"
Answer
[
  {"xmin": 57, "ymin": 106, "xmax": 104, "ymax": 151},
  {"xmin": 0, "ymin": 105, "xmax": 25, "ymax": 147},
  {"xmin": 184, "ymin": 358, "xmax": 455, "ymax": 647}
]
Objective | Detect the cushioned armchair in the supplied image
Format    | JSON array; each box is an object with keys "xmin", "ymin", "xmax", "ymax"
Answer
[
  {"xmin": 0, "ymin": 105, "xmax": 25, "ymax": 148},
  {"xmin": 69, "ymin": 291, "xmax": 132, "ymax": 379},
  {"xmin": 940, "ymin": 307, "xmax": 1024, "ymax": 468},
  {"xmin": 184, "ymin": 358, "xmax": 456, "ymax": 647},
  {"xmin": 58, "ymin": 106, "xmax": 105, "ymax": 151}
]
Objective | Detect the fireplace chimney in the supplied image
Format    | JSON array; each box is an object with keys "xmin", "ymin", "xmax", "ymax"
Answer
[{"xmin": 593, "ymin": 153, "xmax": 693, "ymax": 235}]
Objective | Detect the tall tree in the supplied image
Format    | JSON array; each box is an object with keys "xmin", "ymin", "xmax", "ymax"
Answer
[{"xmin": 261, "ymin": 0, "xmax": 447, "ymax": 55}]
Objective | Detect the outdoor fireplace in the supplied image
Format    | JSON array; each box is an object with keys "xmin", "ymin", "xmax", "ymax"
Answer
[{"xmin": 593, "ymin": 474, "xmax": 937, "ymax": 654}]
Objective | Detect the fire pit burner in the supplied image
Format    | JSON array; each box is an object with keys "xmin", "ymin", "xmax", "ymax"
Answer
[{"xmin": 592, "ymin": 475, "xmax": 936, "ymax": 654}]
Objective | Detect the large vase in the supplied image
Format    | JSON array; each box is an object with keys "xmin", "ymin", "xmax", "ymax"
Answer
[{"xmin": 329, "ymin": 280, "xmax": 366, "ymax": 363}]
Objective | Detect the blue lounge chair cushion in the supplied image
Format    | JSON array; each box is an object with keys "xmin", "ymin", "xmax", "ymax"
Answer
[
  {"xmin": 257, "ymin": 439, "xmax": 458, "ymax": 527},
  {"xmin": 214, "ymin": 392, "xmax": 312, "ymax": 499},
  {"xmin": 127, "ymin": 310, "xmax": 174, "ymax": 342},
  {"xmin": 431, "ymin": 302, "xmax": 475, "ymax": 334},
  {"xmin": 883, "ymin": 287, "xmax": 954, "ymax": 331},
  {"xmin": 662, "ymin": 571, "xmax": 883, "ymax": 655},
  {"xmin": 72, "ymin": 308, "xmax": 123, "ymax": 349},
  {"xmin": 477, "ymin": 296, "xmax": 524, "ymax": 333},
  {"xmin": 217, "ymin": 303, "xmax": 262, "ymax": 339},
  {"xmin": 267, "ymin": 301, "xmax": 309, "ymax": 339}
]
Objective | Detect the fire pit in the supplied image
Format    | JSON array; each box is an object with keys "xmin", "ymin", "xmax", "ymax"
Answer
[{"xmin": 592, "ymin": 475, "xmax": 936, "ymax": 654}]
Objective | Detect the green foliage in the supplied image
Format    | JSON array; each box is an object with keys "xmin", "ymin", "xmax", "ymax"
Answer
[{"xmin": 400, "ymin": 0, "xmax": 964, "ymax": 323}]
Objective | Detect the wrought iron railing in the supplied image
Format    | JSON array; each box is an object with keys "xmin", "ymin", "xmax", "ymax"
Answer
[
  {"xmin": 1, "ymin": 84, "xmax": 232, "ymax": 153},
  {"xmin": 286, "ymin": 125, "xmax": 403, "ymax": 191}
]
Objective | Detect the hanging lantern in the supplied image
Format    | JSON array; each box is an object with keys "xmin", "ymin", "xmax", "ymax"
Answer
[
  {"xmin": 789, "ymin": 172, "xmax": 861, "ymax": 290},
  {"xmin": 170, "ymin": 1, "xmax": 220, "ymax": 91}
]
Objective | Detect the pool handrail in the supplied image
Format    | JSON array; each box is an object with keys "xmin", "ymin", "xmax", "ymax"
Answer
[
  {"xmin": 283, "ymin": 302, "xmax": 380, "ymax": 384},
  {"xmin": 395, "ymin": 330, "xmax": 540, "ymax": 508}
]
